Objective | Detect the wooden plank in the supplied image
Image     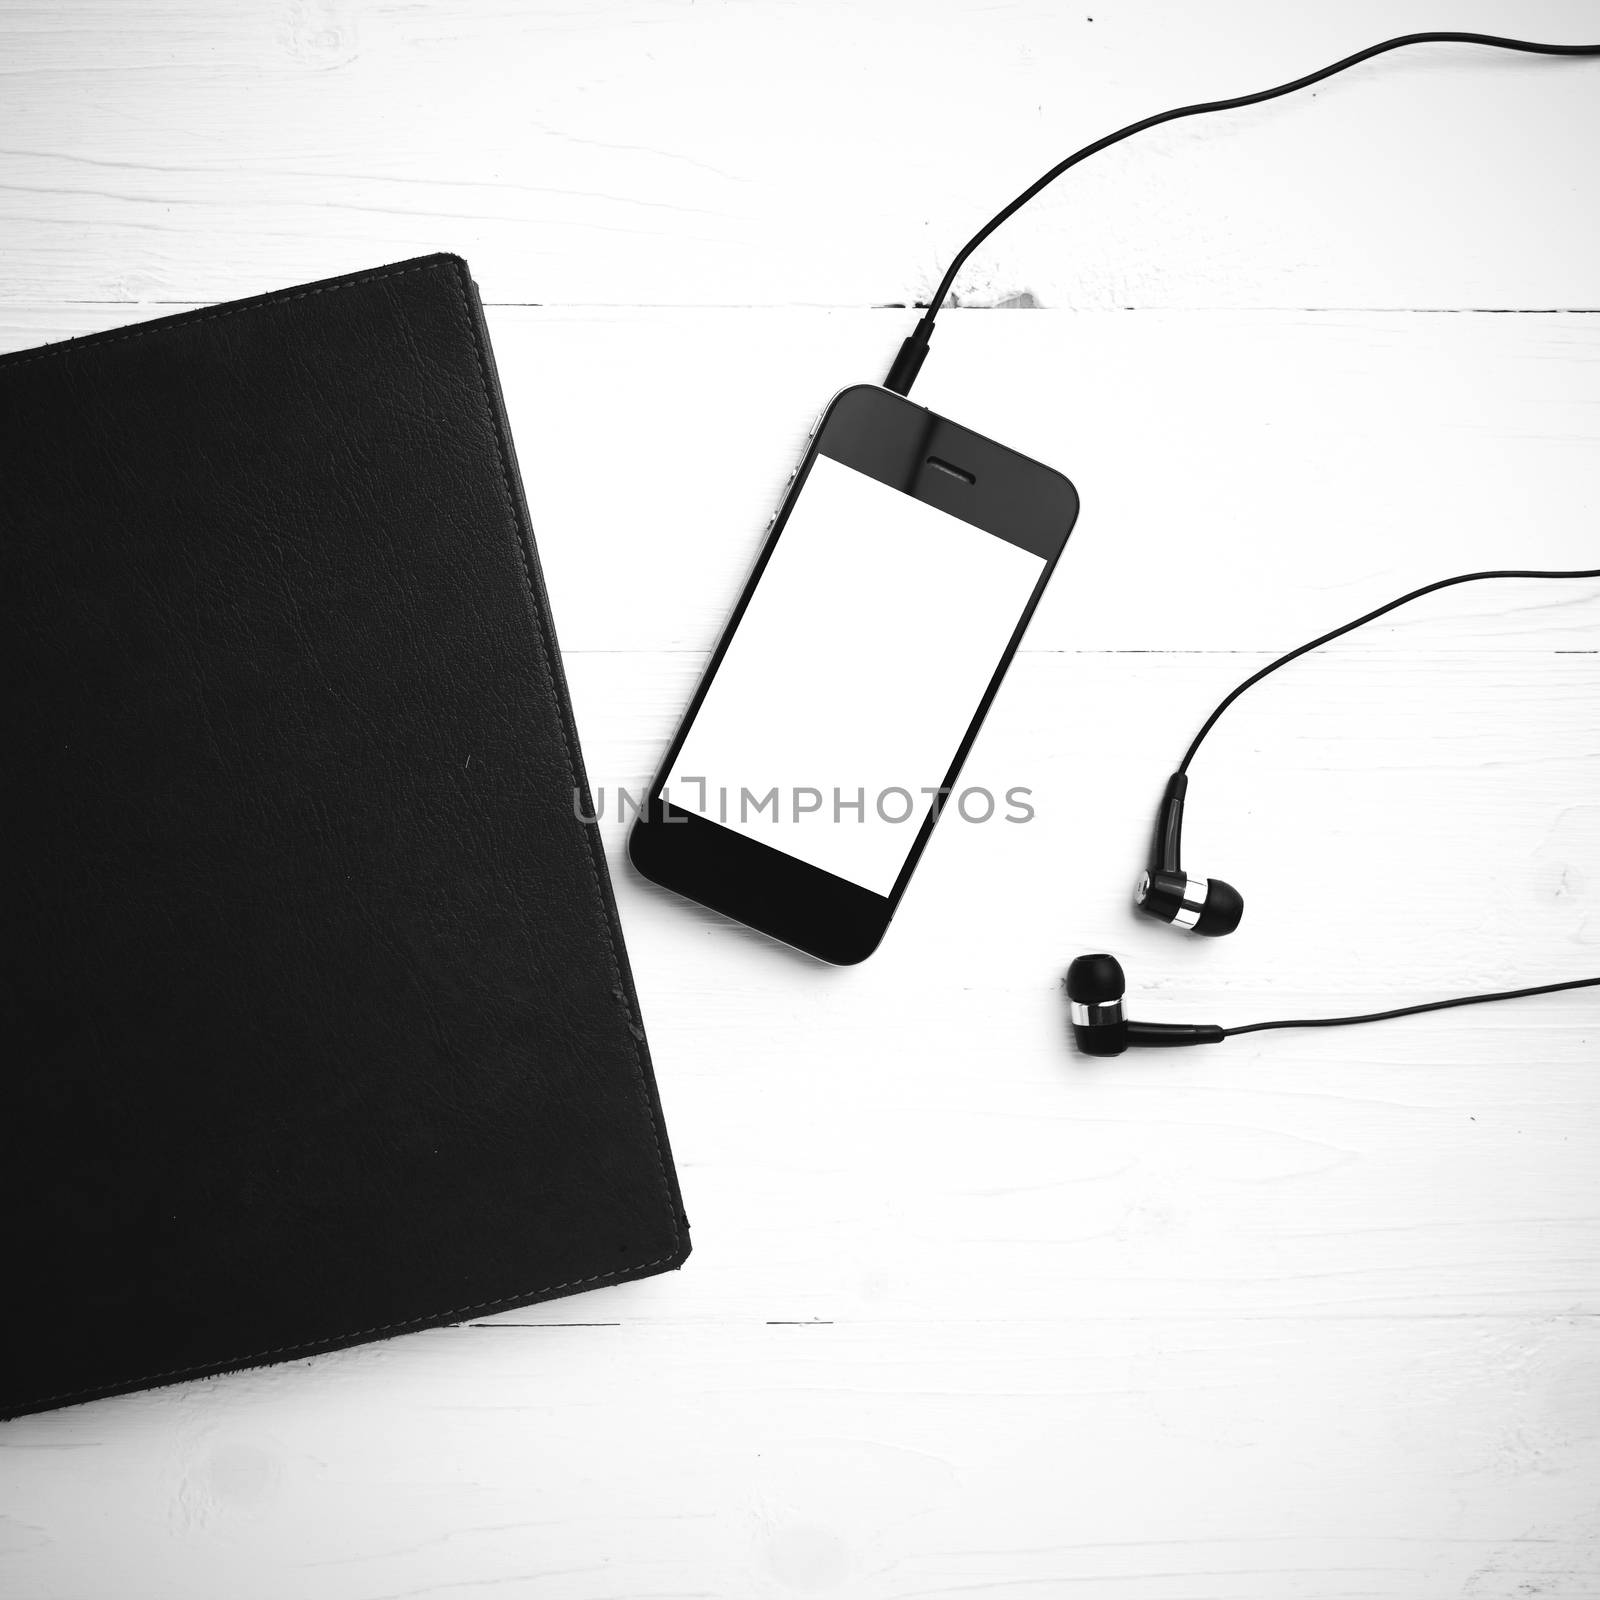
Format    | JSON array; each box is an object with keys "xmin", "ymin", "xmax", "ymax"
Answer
[
  {"xmin": 1, "ymin": 1, "xmax": 1598, "ymax": 309},
  {"xmin": 2, "ymin": 1319, "xmax": 1598, "ymax": 1599},
  {"xmin": 4, "ymin": 304, "xmax": 1596, "ymax": 654}
]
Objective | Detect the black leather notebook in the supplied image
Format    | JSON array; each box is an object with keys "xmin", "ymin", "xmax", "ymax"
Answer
[{"xmin": 0, "ymin": 254, "xmax": 689, "ymax": 1420}]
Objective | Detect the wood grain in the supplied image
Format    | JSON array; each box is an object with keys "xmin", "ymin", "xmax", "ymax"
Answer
[
  {"xmin": 1, "ymin": 4, "xmax": 1597, "ymax": 1597},
  {"xmin": 1, "ymin": 2, "xmax": 1598, "ymax": 311}
]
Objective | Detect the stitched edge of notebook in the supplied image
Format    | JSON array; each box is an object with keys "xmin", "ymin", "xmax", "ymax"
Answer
[
  {"xmin": 5, "ymin": 254, "xmax": 685, "ymax": 1418},
  {"xmin": 10, "ymin": 1257, "xmax": 680, "ymax": 1415},
  {"xmin": 439, "ymin": 256, "xmax": 683, "ymax": 1242}
]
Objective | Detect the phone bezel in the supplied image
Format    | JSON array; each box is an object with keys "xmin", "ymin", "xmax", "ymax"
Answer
[{"xmin": 628, "ymin": 383, "xmax": 1080, "ymax": 964}]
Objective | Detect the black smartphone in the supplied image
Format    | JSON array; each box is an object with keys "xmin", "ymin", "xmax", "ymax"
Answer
[{"xmin": 629, "ymin": 383, "xmax": 1080, "ymax": 963}]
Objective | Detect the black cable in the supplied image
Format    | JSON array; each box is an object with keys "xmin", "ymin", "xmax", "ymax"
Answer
[
  {"xmin": 1224, "ymin": 976, "xmax": 1600, "ymax": 1037},
  {"xmin": 883, "ymin": 31, "xmax": 1600, "ymax": 395},
  {"xmin": 883, "ymin": 32, "xmax": 1600, "ymax": 1035},
  {"xmin": 1189, "ymin": 568, "xmax": 1600, "ymax": 1037},
  {"xmin": 1177, "ymin": 567, "xmax": 1600, "ymax": 775}
]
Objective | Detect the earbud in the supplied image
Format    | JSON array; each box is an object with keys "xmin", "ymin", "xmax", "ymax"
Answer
[
  {"xmin": 1064, "ymin": 953, "xmax": 1225, "ymax": 1055},
  {"xmin": 1133, "ymin": 773, "xmax": 1244, "ymax": 936},
  {"xmin": 1064, "ymin": 952, "xmax": 1129, "ymax": 1056},
  {"xmin": 1137, "ymin": 869, "xmax": 1244, "ymax": 936}
]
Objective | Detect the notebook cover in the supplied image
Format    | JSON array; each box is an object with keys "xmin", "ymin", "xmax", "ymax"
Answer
[{"xmin": 0, "ymin": 254, "xmax": 689, "ymax": 1420}]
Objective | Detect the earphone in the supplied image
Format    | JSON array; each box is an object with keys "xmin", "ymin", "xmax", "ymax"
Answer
[
  {"xmin": 1133, "ymin": 772, "xmax": 1242, "ymax": 938},
  {"xmin": 1065, "ymin": 954, "xmax": 1600, "ymax": 1058},
  {"xmin": 1128, "ymin": 567, "xmax": 1600, "ymax": 943},
  {"xmin": 871, "ymin": 32, "xmax": 1600, "ymax": 1050},
  {"xmin": 1066, "ymin": 571, "xmax": 1600, "ymax": 1052}
]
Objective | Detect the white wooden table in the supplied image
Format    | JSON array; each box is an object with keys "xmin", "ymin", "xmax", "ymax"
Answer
[{"xmin": 3, "ymin": 5, "xmax": 1598, "ymax": 1596}]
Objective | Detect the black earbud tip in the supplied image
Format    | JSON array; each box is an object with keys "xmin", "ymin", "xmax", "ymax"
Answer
[
  {"xmin": 1065, "ymin": 952, "xmax": 1125, "ymax": 1004},
  {"xmin": 1195, "ymin": 878, "xmax": 1244, "ymax": 936}
]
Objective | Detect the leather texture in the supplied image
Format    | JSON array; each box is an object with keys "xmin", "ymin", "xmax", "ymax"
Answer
[{"xmin": 0, "ymin": 254, "xmax": 689, "ymax": 1420}]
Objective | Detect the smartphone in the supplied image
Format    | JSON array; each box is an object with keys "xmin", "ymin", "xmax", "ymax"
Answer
[{"xmin": 629, "ymin": 383, "xmax": 1079, "ymax": 963}]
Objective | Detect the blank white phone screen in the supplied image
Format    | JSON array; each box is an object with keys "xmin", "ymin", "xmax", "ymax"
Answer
[{"xmin": 666, "ymin": 453, "xmax": 1046, "ymax": 896}]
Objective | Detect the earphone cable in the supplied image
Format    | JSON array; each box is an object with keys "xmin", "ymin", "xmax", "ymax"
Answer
[
  {"xmin": 1178, "ymin": 567, "xmax": 1599, "ymax": 1032},
  {"xmin": 884, "ymin": 32, "xmax": 1600, "ymax": 396},
  {"xmin": 1224, "ymin": 976, "xmax": 1600, "ymax": 1037},
  {"xmin": 1192, "ymin": 569, "xmax": 1600, "ymax": 1034},
  {"xmin": 1176, "ymin": 567, "xmax": 1600, "ymax": 774}
]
